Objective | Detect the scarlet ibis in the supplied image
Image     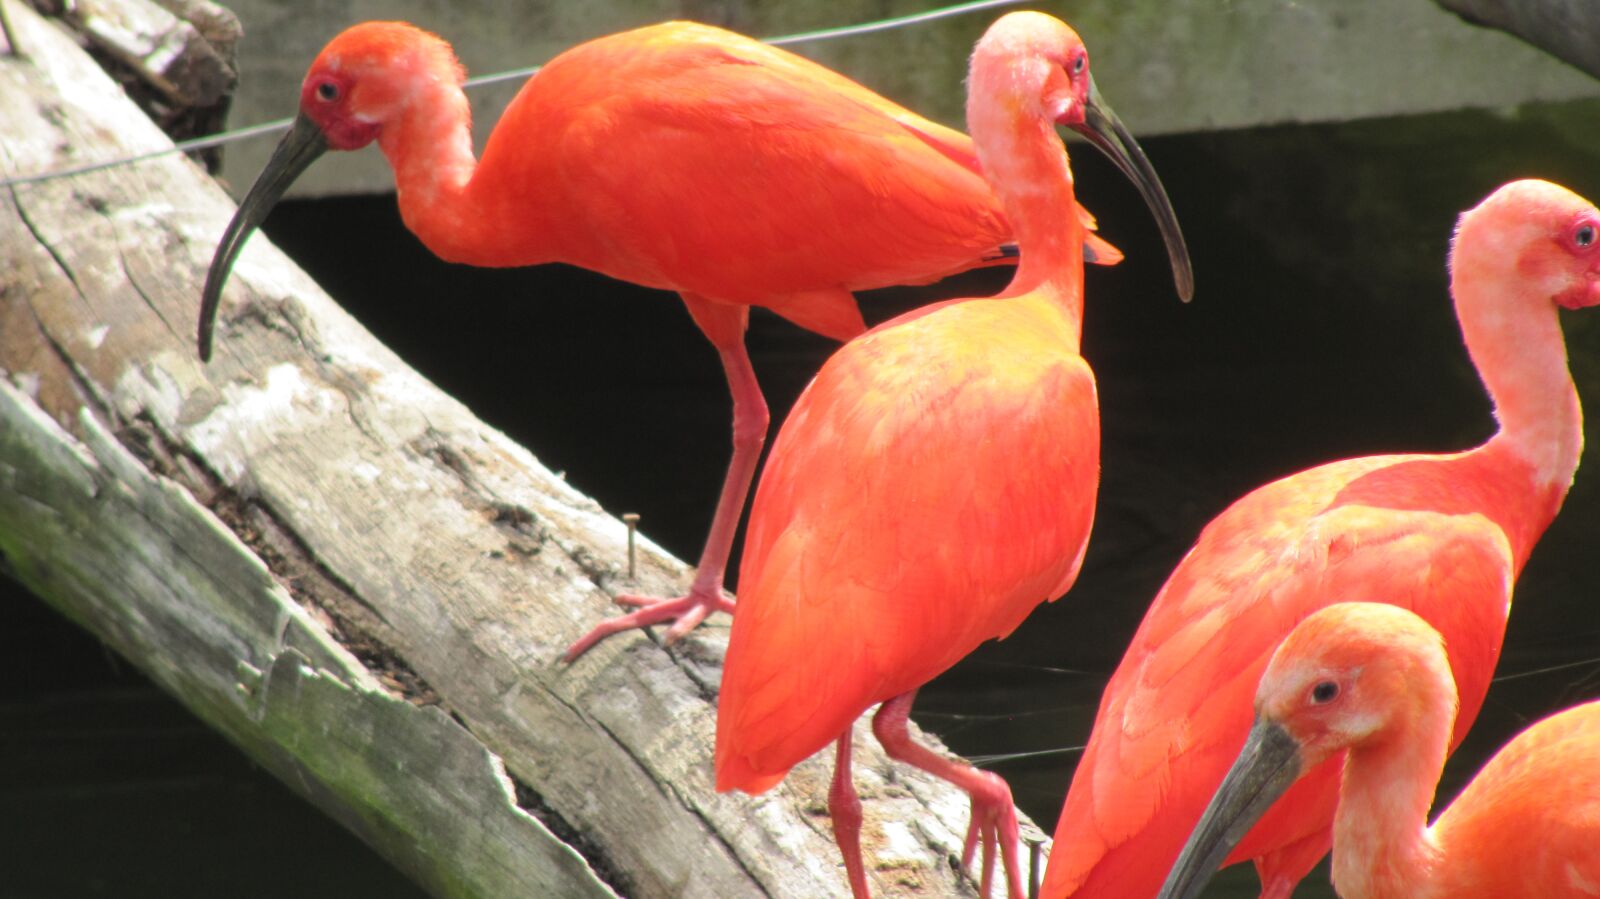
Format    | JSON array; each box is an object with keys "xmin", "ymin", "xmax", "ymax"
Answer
[
  {"xmin": 1159, "ymin": 602, "xmax": 1600, "ymax": 899},
  {"xmin": 1042, "ymin": 178, "xmax": 1600, "ymax": 898},
  {"xmin": 196, "ymin": 19, "xmax": 1191, "ymax": 662},
  {"xmin": 714, "ymin": 12, "xmax": 1190, "ymax": 898}
]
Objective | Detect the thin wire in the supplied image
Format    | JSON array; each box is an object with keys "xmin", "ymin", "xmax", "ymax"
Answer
[
  {"xmin": 0, "ymin": 0, "xmax": 1022, "ymax": 189},
  {"xmin": 1491, "ymin": 655, "xmax": 1600, "ymax": 684},
  {"xmin": 1, "ymin": 119, "xmax": 294, "ymax": 188},
  {"xmin": 916, "ymin": 705, "xmax": 1089, "ymax": 722},
  {"xmin": 969, "ymin": 745, "xmax": 1086, "ymax": 765},
  {"xmin": 766, "ymin": 0, "xmax": 1020, "ymax": 46}
]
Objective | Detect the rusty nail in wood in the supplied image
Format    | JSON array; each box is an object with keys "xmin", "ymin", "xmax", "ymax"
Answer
[
  {"xmin": 622, "ymin": 513, "xmax": 640, "ymax": 579},
  {"xmin": 1026, "ymin": 836, "xmax": 1042, "ymax": 899}
]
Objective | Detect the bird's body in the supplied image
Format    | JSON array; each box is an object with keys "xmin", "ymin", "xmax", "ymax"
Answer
[
  {"xmin": 718, "ymin": 282, "xmax": 1100, "ymax": 793},
  {"xmin": 1043, "ymin": 178, "xmax": 1599, "ymax": 899},
  {"xmin": 408, "ymin": 21, "xmax": 1047, "ymax": 316},
  {"xmin": 198, "ymin": 19, "xmax": 1143, "ymax": 658},
  {"xmin": 716, "ymin": 12, "xmax": 1190, "ymax": 897},
  {"xmin": 1158, "ymin": 602, "xmax": 1600, "ymax": 899},
  {"xmin": 1045, "ymin": 448, "xmax": 1548, "ymax": 897}
]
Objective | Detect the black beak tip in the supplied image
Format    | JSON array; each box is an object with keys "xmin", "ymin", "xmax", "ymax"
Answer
[{"xmin": 194, "ymin": 113, "xmax": 328, "ymax": 364}]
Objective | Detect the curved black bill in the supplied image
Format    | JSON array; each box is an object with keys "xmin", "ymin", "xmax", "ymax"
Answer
[
  {"xmin": 198, "ymin": 114, "xmax": 328, "ymax": 361},
  {"xmin": 1071, "ymin": 77, "xmax": 1194, "ymax": 302},
  {"xmin": 1157, "ymin": 719, "xmax": 1303, "ymax": 899}
]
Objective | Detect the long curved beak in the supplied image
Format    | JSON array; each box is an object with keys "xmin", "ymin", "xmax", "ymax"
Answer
[
  {"xmin": 1157, "ymin": 718, "xmax": 1303, "ymax": 899},
  {"xmin": 1071, "ymin": 77, "xmax": 1194, "ymax": 302},
  {"xmin": 198, "ymin": 113, "xmax": 328, "ymax": 361}
]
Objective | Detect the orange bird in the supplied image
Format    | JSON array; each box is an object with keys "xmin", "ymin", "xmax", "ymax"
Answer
[
  {"xmin": 1042, "ymin": 178, "xmax": 1600, "ymax": 899},
  {"xmin": 1159, "ymin": 602, "xmax": 1600, "ymax": 899},
  {"xmin": 195, "ymin": 19, "xmax": 1180, "ymax": 660},
  {"xmin": 715, "ymin": 12, "xmax": 1190, "ymax": 899}
]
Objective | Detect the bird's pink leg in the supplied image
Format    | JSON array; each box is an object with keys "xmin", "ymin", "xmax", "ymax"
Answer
[
  {"xmin": 872, "ymin": 692, "xmax": 1024, "ymax": 899},
  {"xmin": 831, "ymin": 727, "xmax": 872, "ymax": 898},
  {"xmin": 562, "ymin": 296, "xmax": 766, "ymax": 662},
  {"xmin": 1257, "ymin": 877, "xmax": 1296, "ymax": 899}
]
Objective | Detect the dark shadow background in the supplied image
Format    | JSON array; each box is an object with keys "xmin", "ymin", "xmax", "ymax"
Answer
[{"xmin": 6, "ymin": 101, "xmax": 1600, "ymax": 897}]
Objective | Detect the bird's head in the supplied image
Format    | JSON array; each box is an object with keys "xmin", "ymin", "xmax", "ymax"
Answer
[
  {"xmin": 299, "ymin": 22, "xmax": 466, "ymax": 152},
  {"xmin": 970, "ymin": 12, "xmax": 1193, "ymax": 300},
  {"xmin": 1155, "ymin": 603, "xmax": 1455, "ymax": 899},
  {"xmin": 970, "ymin": 12, "xmax": 1093, "ymax": 128},
  {"xmin": 1452, "ymin": 179, "xmax": 1600, "ymax": 313},
  {"xmin": 197, "ymin": 21, "xmax": 465, "ymax": 361},
  {"xmin": 1252, "ymin": 602, "xmax": 1453, "ymax": 767}
]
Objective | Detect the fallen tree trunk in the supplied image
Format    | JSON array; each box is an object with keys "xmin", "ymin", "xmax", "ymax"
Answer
[{"xmin": 0, "ymin": 2, "xmax": 1042, "ymax": 896}]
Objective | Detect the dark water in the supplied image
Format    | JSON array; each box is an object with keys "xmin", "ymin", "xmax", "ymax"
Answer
[{"xmin": 8, "ymin": 104, "xmax": 1600, "ymax": 896}]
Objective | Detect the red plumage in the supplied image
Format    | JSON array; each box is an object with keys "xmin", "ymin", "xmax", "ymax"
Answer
[{"xmin": 1045, "ymin": 178, "xmax": 1600, "ymax": 898}]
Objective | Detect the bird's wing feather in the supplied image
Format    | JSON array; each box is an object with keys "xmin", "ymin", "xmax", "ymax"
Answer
[
  {"xmin": 513, "ymin": 23, "xmax": 1116, "ymax": 300},
  {"xmin": 1043, "ymin": 459, "xmax": 1515, "ymax": 897},
  {"xmin": 654, "ymin": 27, "xmax": 1120, "ymax": 266},
  {"xmin": 717, "ymin": 297, "xmax": 1097, "ymax": 790}
]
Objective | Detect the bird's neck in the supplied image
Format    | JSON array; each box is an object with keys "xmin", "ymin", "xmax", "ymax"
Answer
[
  {"xmin": 377, "ymin": 80, "xmax": 558, "ymax": 267},
  {"xmin": 1454, "ymin": 243, "xmax": 1584, "ymax": 523},
  {"xmin": 1331, "ymin": 693, "xmax": 1453, "ymax": 898},
  {"xmin": 968, "ymin": 99, "xmax": 1086, "ymax": 348}
]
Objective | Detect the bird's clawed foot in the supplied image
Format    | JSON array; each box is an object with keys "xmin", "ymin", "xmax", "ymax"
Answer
[
  {"xmin": 961, "ymin": 769, "xmax": 1026, "ymax": 899},
  {"xmin": 561, "ymin": 583, "xmax": 735, "ymax": 662}
]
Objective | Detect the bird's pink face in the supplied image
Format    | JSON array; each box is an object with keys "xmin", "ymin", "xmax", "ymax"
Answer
[
  {"xmin": 1540, "ymin": 209, "xmax": 1600, "ymax": 310},
  {"xmin": 1256, "ymin": 660, "xmax": 1382, "ymax": 769},
  {"xmin": 976, "ymin": 13, "xmax": 1092, "ymax": 126},
  {"xmin": 296, "ymin": 22, "xmax": 461, "ymax": 152},
  {"xmin": 299, "ymin": 58, "xmax": 382, "ymax": 151},
  {"xmin": 1453, "ymin": 181, "xmax": 1600, "ymax": 317},
  {"xmin": 1254, "ymin": 606, "xmax": 1447, "ymax": 767},
  {"xmin": 1039, "ymin": 43, "xmax": 1091, "ymax": 127}
]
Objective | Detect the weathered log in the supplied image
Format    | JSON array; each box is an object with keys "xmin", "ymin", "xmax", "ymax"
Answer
[
  {"xmin": 0, "ymin": 2, "xmax": 1040, "ymax": 896},
  {"xmin": 1434, "ymin": 0, "xmax": 1600, "ymax": 81},
  {"xmin": 62, "ymin": 0, "xmax": 239, "ymax": 107}
]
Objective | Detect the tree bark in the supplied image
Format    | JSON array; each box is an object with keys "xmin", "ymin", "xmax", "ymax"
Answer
[
  {"xmin": 0, "ymin": 2, "xmax": 1041, "ymax": 896},
  {"xmin": 1434, "ymin": 0, "xmax": 1600, "ymax": 80}
]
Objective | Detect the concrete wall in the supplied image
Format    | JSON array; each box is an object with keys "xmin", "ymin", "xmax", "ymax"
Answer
[{"xmin": 215, "ymin": 0, "xmax": 1600, "ymax": 197}]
